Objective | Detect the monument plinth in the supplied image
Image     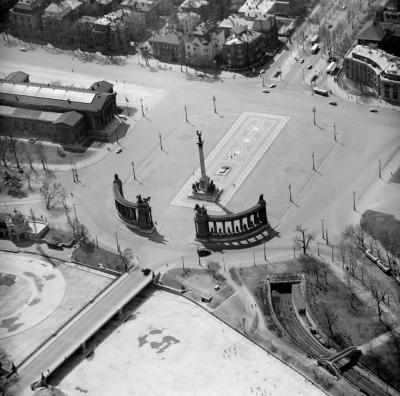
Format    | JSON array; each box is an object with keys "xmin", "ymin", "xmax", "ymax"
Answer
[{"xmin": 189, "ymin": 131, "xmax": 222, "ymax": 202}]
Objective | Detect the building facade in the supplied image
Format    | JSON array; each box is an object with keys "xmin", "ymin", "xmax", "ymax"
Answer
[
  {"xmin": 344, "ymin": 45, "xmax": 400, "ymax": 103},
  {"xmin": 0, "ymin": 72, "xmax": 117, "ymax": 144},
  {"xmin": 223, "ymin": 26, "xmax": 266, "ymax": 70},
  {"xmin": 9, "ymin": 0, "xmax": 49, "ymax": 39},
  {"xmin": 149, "ymin": 32, "xmax": 184, "ymax": 62}
]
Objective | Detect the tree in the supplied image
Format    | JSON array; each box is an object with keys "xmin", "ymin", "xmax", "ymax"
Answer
[
  {"xmin": 345, "ymin": 271, "xmax": 357, "ymax": 310},
  {"xmin": 23, "ymin": 145, "xmax": 35, "ymax": 170},
  {"xmin": 4, "ymin": 173, "xmax": 23, "ymax": 196},
  {"xmin": 35, "ymin": 143, "xmax": 48, "ymax": 170},
  {"xmin": 40, "ymin": 175, "xmax": 64, "ymax": 209},
  {"xmin": 368, "ymin": 274, "xmax": 386, "ymax": 318},
  {"xmin": 207, "ymin": 260, "xmax": 220, "ymax": 279},
  {"xmin": 343, "ymin": 224, "xmax": 366, "ymax": 250},
  {"xmin": 294, "ymin": 225, "xmax": 314, "ymax": 255},
  {"xmin": 0, "ymin": 137, "xmax": 9, "ymax": 168},
  {"xmin": 7, "ymin": 134, "xmax": 21, "ymax": 170}
]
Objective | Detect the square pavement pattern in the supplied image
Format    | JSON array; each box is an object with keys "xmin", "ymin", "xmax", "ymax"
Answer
[{"xmin": 171, "ymin": 112, "xmax": 289, "ymax": 212}]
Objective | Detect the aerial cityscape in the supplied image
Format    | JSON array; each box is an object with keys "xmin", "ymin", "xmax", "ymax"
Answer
[{"xmin": 0, "ymin": 0, "xmax": 399, "ymax": 395}]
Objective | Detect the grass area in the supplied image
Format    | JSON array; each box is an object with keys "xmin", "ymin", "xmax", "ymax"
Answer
[
  {"xmin": 360, "ymin": 340, "xmax": 400, "ymax": 390},
  {"xmin": 71, "ymin": 245, "xmax": 124, "ymax": 273},
  {"xmin": 161, "ymin": 266, "xmax": 234, "ymax": 310},
  {"xmin": 44, "ymin": 228, "xmax": 75, "ymax": 245},
  {"xmin": 361, "ymin": 210, "xmax": 400, "ymax": 257}
]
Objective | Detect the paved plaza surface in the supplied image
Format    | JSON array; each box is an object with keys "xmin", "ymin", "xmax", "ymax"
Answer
[
  {"xmin": 0, "ymin": 253, "xmax": 65, "ymax": 339},
  {"xmin": 171, "ymin": 112, "xmax": 289, "ymax": 212},
  {"xmin": 54, "ymin": 290, "xmax": 324, "ymax": 396}
]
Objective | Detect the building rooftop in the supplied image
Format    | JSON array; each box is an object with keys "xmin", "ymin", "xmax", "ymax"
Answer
[
  {"xmin": 219, "ymin": 15, "xmax": 254, "ymax": 31},
  {"xmin": 150, "ymin": 32, "xmax": 183, "ymax": 45},
  {"xmin": 349, "ymin": 45, "xmax": 400, "ymax": 76},
  {"xmin": 225, "ymin": 28, "xmax": 261, "ymax": 45},
  {"xmin": 180, "ymin": 0, "xmax": 208, "ymax": 9},
  {"xmin": 239, "ymin": 0, "xmax": 275, "ymax": 17},
  {"xmin": 0, "ymin": 80, "xmax": 114, "ymax": 113},
  {"xmin": 0, "ymin": 105, "xmax": 61, "ymax": 123},
  {"xmin": 357, "ymin": 20, "xmax": 386, "ymax": 42},
  {"xmin": 54, "ymin": 111, "xmax": 84, "ymax": 126}
]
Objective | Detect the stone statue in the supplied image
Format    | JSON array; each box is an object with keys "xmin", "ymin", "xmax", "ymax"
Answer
[
  {"xmin": 136, "ymin": 194, "xmax": 143, "ymax": 203},
  {"xmin": 196, "ymin": 130, "xmax": 203, "ymax": 144}
]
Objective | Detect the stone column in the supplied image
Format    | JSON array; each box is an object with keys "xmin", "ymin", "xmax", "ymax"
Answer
[{"xmin": 196, "ymin": 131, "xmax": 210, "ymax": 191}]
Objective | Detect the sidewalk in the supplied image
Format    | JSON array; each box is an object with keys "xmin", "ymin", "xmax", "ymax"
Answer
[{"xmin": 326, "ymin": 71, "xmax": 400, "ymax": 111}]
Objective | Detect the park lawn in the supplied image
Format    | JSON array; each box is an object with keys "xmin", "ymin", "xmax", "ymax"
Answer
[
  {"xmin": 360, "ymin": 340, "xmax": 400, "ymax": 390},
  {"xmin": 72, "ymin": 245, "xmax": 124, "ymax": 273},
  {"xmin": 361, "ymin": 209, "xmax": 400, "ymax": 257}
]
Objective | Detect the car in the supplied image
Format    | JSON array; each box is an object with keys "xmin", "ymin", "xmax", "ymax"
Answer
[
  {"xmin": 116, "ymin": 147, "xmax": 123, "ymax": 154},
  {"xmin": 269, "ymin": 83, "xmax": 276, "ymax": 88},
  {"xmin": 273, "ymin": 70, "xmax": 281, "ymax": 78},
  {"xmin": 369, "ymin": 108, "xmax": 378, "ymax": 113},
  {"xmin": 20, "ymin": 48, "xmax": 27, "ymax": 52},
  {"xmin": 197, "ymin": 73, "xmax": 205, "ymax": 77},
  {"xmin": 328, "ymin": 24, "xmax": 332, "ymax": 28},
  {"xmin": 307, "ymin": 64, "xmax": 313, "ymax": 70},
  {"xmin": 259, "ymin": 69, "xmax": 266, "ymax": 74},
  {"xmin": 262, "ymin": 89, "xmax": 270, "ymax": 93},
  {"xmin": 299, "ymin": 59, "xmax": 304, "ymax": 63},
  {"xmin": 329, "ymin": 101, "xmax": 337, "ymax": 106},
  {"xmin": 197, "ymin": 247, "xmax": 212, "ymax": 257},
  {"xmin": 28, "ymin": 138, "xmax": 36, "ymax": 143},
  {"xmin": 216, "ymin": 165, "xmax": 231, "ymax": 176},
  {"xmin": 341, "ymin": 4, "xmax": 347, "ymax": 10},
  {"xmin": 328, "ymin": 57, "xmax": 336, "ymax": 63}
]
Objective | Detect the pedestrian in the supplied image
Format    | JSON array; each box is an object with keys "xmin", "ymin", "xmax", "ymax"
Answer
[
  {"xmin": 70, "ymin": 192, "xmax": 73, "ymax": 197},
  {"xmin": 72, "ymin": 69, "xmax": 74, "ymax": 72}
]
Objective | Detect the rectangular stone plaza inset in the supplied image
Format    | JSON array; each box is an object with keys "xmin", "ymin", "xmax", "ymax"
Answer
[{"xmin": 171, "ymin": 112, "xmax": 289, "ymax": 212}]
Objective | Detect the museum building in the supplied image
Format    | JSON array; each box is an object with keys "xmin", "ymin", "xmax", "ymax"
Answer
[{"xmin": 0, "ymin": 72, "xmax": 117, "ymax": 145}]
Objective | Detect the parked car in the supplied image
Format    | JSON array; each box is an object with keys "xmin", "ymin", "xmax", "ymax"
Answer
[
  {"xmin": 259, "ymin": 69, "xmax": 266, "ymax": 74},
  {"xmin": 299, "ymin": 59, "xmax": 304, "ymax": 63},
  {"xmin": 20, "ymin": 48, "xmax": 27, "ymax": 52},
  {"xmin": 329, "ymin": 101, "xmax": 337, "ymax": 106},
  {"xmin": 273, "ymin": 70, "xmax": 281, "ymax": 78},
  {"xmin": 116, "ymin": 147, "xmax": 123, "ymax": 154},
  {"xmin": 262, "ymin": 89, "xmax": 270, "ymax": 93},
  {"xmin": 369, "ymin": 108, "xmax": 378, "ymax": 113},
  {"xmin": 328, "ymin": 57, "xmax": 336, "ymax": 63},
  {"xmin": 269, "ymin": 83, "xmax": 276, "ymax": 88},
  {"xmin": 197, "ymin": 247, "xmax": 211, "ymax": 257},
  {"xmin": 307, "ymin": 65, "xmax": 313, "ymax": 70},
  {"xmin": 197, "ymin": 73, "xmax": 205, "ymax": 78},
  {"xmin": 216, "ymin": 165, "xmax": 230, "ymax": 176},
  {"xmin": 28, "ymin": 138, "xmax": 36, "ymax": 143}
]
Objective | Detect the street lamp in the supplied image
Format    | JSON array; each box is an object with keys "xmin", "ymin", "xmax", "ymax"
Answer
[
  {"xmin": 159, "ymin": 132, "xmax": 163, "ymax": 151},
  {"xmin": 288, "ymin": 183, "xmax": 293, "ymax": 203},
  {"xmin": 212, "ymin": 95, "xmax": 216, "ymax": 114},
  {"xmin": 312, "ymin": 106, "xmax": 316, "ymax": 125},
  {"xmin": 131, "ymin": 161, "xmax": 136, "ymax": 180},
  {"xmin": 140, "ymin": 98, "xmax": 144, "ymax": 116},
  {"xmin": 184, "ymin": 105, "xmax": 188, "ymax": 123},
  {"xmin": 312, "ymin": 152, "xmax": 315, "ymax": 171}
]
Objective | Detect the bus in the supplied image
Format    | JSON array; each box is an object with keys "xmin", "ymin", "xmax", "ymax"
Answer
[
  {"xmin": 311, "ymin": 34, "xmax": 319, "ymax": 45},
  {"xmin": 313, "ymin": 87, "xmax": 329, "ymax": 96},
  {"xmin": 326, "ymin": 61, "xmax": 337, "ymax": 74},
  {"xmin": 311, "ymin": 43, "xmax": 320, "ymax": 54}
]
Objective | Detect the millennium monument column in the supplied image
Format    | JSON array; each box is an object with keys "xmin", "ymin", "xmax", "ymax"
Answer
[{"xmin": 189, "ymin": 131, "xmax": 222, "ymax": 202}]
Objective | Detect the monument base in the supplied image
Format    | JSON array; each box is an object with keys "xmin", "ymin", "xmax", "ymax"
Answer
[{"xmin": 188, "ymin": 189, "xmax": 223, "ymax": 203}]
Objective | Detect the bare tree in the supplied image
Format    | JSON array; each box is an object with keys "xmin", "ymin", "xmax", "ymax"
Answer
[
  {"xmin": 294, "ymin": 225, "xmax": 314, "ymax": 255},
  {"xmin": 343, "ymin": 224, "xmax": 366, "ymax": 250},
  {"xmin": 207, "ymin": 260, "xmax": 220, "ymax": 279},
  {"xmin": 345, "ymin": 271, "xmax": 357, "ymax": 310},
  {"xmin": 7, "ymin": 134, "xmax": 21, "ymax": 170},
  {"xmin": 24, "ymin": 145, "xmax": 35, "ymax": 170},
  {"xmin": 368, "ymin": 275, "xmax": 386, "ymax": 318},
  {"xmin": 39, "ymin": 174, "xmax": 63, "ymax": 209},
  {"xmin": 35, "ymin": 143, "xmax": 48, "ymax": 171},
  {"xmin": 0, "ymin": 137, "xmax": 9, "ymax": 168}
]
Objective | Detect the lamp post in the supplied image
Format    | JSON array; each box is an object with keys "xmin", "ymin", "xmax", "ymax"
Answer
[
  {"xmin": 131, "ymin": 161, "xmax": 136, "ymax": 180},
  {"xmin": 140, "ymin": 98, "xmax": 144, "ymax": 116},
  {"xmin": 312, "ymin": 152, "xmax": 315, "ymax": 171},
  {"xmin": 312, "ymin": 106, "xmax": 316, "ymax": 125},
  {"xmin": 378, "ymin": 159, "xmax": 382, "ymax": 179},
  {"xmin": 321, "ymin": 219, "xmax": 325, "ymax": 240},
  {"xmin": 288, "ymin": 183, "xmax": 293, "ymax": 203},
  {"xmin": 212, "ymin": 95, "xmax": 216, "ymax": 114},
  {"xmin": 184, "ymin": 105, "xmax": 188, "ymax": 123},
  {"xmin": 159, "ymin": 132, "xmax": 163, "ymax": 151},
  {"xmin": 353, "ymin": 191, "xmax": 356, "ymax": 211}
]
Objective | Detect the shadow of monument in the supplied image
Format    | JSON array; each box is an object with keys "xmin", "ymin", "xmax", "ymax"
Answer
[
  {"xmin": 125, "ymin": 226, "xmax": 167, "ymax": 244},
  {"xmin": 202, "ymin": 227, "xmax": 280, "ymax": 251}
]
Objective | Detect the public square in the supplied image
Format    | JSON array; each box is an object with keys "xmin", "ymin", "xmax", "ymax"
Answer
[{"xmin": 1, "ymin": 6, "xmax": 400, "ymax": 392}]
